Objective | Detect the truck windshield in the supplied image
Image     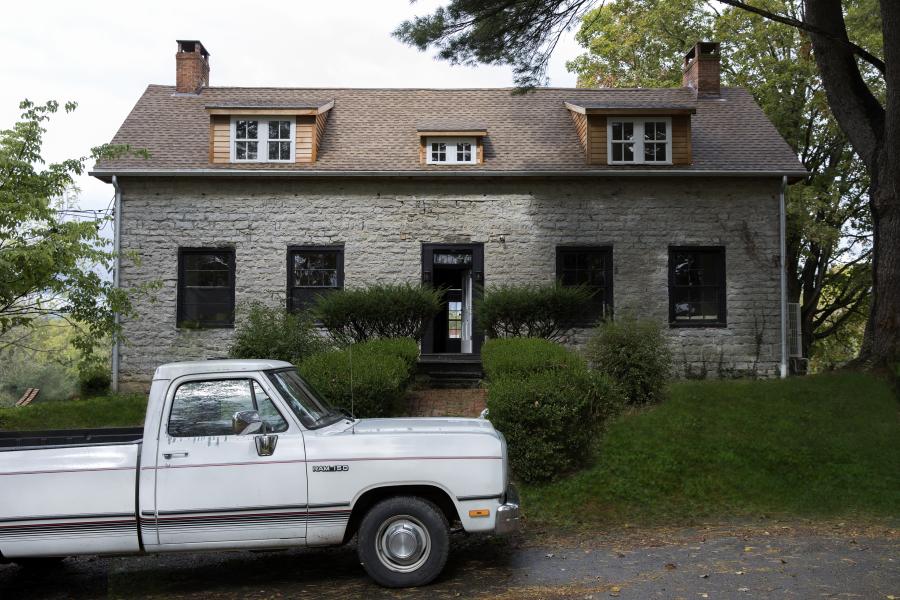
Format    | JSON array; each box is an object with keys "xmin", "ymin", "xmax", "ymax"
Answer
[{"xmin": 266, "ymin": 368, "xmax": 343, "ymax": 429}]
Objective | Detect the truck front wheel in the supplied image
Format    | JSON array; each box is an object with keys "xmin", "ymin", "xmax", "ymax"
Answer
[{"xmin": 357, "ymin": 496, "xmax": 449, "ymax": 587}]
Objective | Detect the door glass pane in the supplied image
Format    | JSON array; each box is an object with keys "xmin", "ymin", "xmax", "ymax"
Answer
[
  {"xmin": 447, "ymin": 301, "xmax": 462, "ymax": 339},
  {"xmin": 168, "ymin": 380, "xmax": 254, "ymax": 437},
  {"xmin": 254, "ymin": 382, "xmax": 288, "ymax": 432}
]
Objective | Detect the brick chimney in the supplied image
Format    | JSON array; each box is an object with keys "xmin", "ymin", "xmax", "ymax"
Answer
[
  {"xmin": 175, "ymin": 40, "xmax": 210, "ymax": 94},
  {"xmin": 682, "ymin": 41, "xmax": 720, "ymax": 97}
]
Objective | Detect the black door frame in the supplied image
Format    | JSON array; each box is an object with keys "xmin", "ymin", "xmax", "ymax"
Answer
[{"xmin": 421, "ymin": 243, "xmax": 485, "ymax": 355}]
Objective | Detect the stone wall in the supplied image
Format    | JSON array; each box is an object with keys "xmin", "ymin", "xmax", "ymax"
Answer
[{"xmin": 116, "ymin": 176, "xmax": 783, "ymax": 389}]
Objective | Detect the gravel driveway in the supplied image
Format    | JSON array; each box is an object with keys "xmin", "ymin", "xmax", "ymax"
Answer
[{"xmin": 1, "ymin": 523, "xmax": 897, "ymax": 599}]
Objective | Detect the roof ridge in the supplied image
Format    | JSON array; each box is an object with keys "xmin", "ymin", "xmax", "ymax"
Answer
[{"xmin": 146, "ymin": 83, "xmax": 719, "ymax": 93}]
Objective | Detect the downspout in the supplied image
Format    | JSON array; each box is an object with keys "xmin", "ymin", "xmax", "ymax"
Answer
[
  {"xmin": 779, "ymin": 176, "xmax": 789, "ymax": 378},
  {"xmin": 111, "ymin": 175, "xmax": 122, "ymax": 393}
]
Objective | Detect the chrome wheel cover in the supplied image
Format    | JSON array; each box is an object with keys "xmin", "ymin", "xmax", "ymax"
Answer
[{"xmin": 374, "ymin": 514, "xmax": 431, "ymax": 573}]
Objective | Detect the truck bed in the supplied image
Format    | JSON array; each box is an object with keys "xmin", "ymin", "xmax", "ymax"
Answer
[{"xmin": 0, "ymin": 427, "xmax": 144, "ymax": 450}]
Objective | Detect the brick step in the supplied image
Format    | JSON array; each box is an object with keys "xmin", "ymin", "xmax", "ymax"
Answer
[{"xmin": 405, "ymin": 388, "xmax": 487, "ymax": 418}]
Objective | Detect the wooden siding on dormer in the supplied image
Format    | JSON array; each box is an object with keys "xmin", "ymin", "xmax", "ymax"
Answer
[
  {"xmin": 296, "ymin": 116, "xmax": 315, "ymax": 163},
  {"xmin": 313, "ymin": 111, "xmax": 329, "ymax": 161},
  {"xmin": 581, "ymin": 114, "xmax": 692, "ymax": 166},
  {"xmin": 210, "ymin": 115, "xmax": 230, "ymax": 163}
]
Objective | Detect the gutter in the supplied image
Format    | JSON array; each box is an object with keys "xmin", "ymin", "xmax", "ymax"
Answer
[
  {"xmin": 89, "ymin": 168, "xmax": 810, "ymax": 180},
  {"xmin": 779, "ymin": 175, "xmax": 789, "ymax": 378},
  {"xmin": 111, "ymin": 175, "xmax": 122, "ymax": 393}
]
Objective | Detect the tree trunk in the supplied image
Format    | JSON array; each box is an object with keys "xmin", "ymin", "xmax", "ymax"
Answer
[{"xmin": 804, "ymin": 0, "xmax": 898, "ymax": 368}]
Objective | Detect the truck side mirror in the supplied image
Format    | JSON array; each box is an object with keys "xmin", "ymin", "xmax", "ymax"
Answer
[{"xmin": 232, "ymin": 410, "xmax": 263, "ymax": 435}]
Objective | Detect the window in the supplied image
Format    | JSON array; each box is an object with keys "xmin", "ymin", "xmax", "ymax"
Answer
[
  {"xmin": 426, "ymin": 137, "xmax": 477, "ymax": 164},
  {"xmin": 669, "ymin": 246, "xmax": 726, "ymax": 326},
  {"xmin": 177, "ymin": 248, "xmax": 235, "ymax": 328},
  {"xmin": 556, "ymin": 246, "xmax": 613, "ymax": 321},
  {"xmin": 168, "ymin": 379, "xmax": 288, "ymax": 437},
  {"xmin": 232, "ymin": 117, "xmax": 294, "ymax": 163},
  {"xmin": 288, "ymin": 246, "xmax": 344, "ymax": 311},
  {"xmin": 447, "ymin": 300, "xmax": 462, "ymax": 339},
  {"xmin": 607, "ymin": 118, "xmax": 671, "ymax": 165}
]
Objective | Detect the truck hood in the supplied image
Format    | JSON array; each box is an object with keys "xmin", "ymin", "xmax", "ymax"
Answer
[{"xmin": 348, "ymin": 417, "xmax": 497, "ymax": 437}]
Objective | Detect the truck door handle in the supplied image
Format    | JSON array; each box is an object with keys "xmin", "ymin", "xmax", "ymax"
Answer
[{"xmin": 163, "ymin": 452, "xmax": 189, "ymax": 459}]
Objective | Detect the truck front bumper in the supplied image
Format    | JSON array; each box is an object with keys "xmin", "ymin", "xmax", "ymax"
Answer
[{"xmin": 494, "ymin": 485, "xmax": 521, "ymax": 535}]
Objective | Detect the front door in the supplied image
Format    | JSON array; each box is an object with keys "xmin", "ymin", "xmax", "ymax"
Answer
[
  {"xmin": 152, "ymin": 374, "xmax": 308, "ymax": 546},
  {"xmin": 422, "ymin": 243, "xmax": 484, "ymax": 354}
]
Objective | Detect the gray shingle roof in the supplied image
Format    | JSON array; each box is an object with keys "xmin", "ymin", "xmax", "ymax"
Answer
[{"xmin": 93, "ymin": 85, "xmax": 805, "ymax": 176}]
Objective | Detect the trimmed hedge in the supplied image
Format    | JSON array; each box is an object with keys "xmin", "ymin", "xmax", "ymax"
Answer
[
  {"xmin": 585, "ymin": 315, "xmax": 672, "ymax": 405},
  {"xmin": 298, "ymin": 338, "xmax": 419, "ymax": 418},
  {"xmin": 230, "ymin": 302, "xmax": 327, "ymax": 364},
  {"xmin": 481, "ymin": 337, "xmax": 585, "ymax": 381},
  {"xmin": 314, "ymin": 284, "xmax": 442, "ymax": 345},
  {"xmin": 483, "ymin": 338, "xmax": 622, "ymax": 483},
  {"xmin": 476, "ymin": 284, "xmax": 595, "ymax": 341}
]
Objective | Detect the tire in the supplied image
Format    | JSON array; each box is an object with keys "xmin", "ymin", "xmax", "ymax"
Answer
[{"xmin": 357, "ymin": 496, "xmax": 449, "ymax": 588}]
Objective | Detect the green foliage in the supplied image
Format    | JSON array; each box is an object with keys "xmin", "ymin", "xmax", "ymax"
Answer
[
  {"xmin": 0, "ymin": 320, "xmax": 84, "ymax": 406},
  {"xmin": 314, "ymin": 284, "xmax": 442, "ymax": 345},
  {"xmin": 0, "ymin": 100, "xmax": 148, "ymax": 359},
  {"xmin": 585, "ymin": 315, "xmax": 671, "ymax": 405},
  {"xmin": 78, "ymin": 361, "xmax": 111, "ymax": 397},
  {"xmin": 298, "ymin": 338, "xmax": 419, "ymax": 418},
  {"xmin": 567, "ymin": 1, "xmax": 874, "ymax": 365},
  {"xmin": 477, "ymin": 284, "xmax": 595, "ymax": 341},
  {"xmin": 483, "ymin": 338, "xmax": 623, "ymax": 483},
  {"xmin": 229, "ymin": 302, "xmax": 328, "ymax": 364},
  {"xmin": 0, "ymin": 394, "xmax": 147, "ymax": 430},
  {"xmin": 521, "ymin": 373, "xmax": 900, "ymax": 527},
  {"xmin": 481, "ymin": 337, "xmax": 585, "ymax": 381}
]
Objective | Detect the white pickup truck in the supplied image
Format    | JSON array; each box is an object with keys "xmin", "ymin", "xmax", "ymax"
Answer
[{"xmin": 0, "ymin": 359, "xmax": 519, "ymax": 587}]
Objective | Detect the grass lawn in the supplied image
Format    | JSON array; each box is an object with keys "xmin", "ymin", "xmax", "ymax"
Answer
[
  {"xmin": 521, "ymin": 372, "xmax": 900, "ymax": 529},
  {"xmin": 0, "ymin": 394, "xmax": 147, "ymax": 431}
]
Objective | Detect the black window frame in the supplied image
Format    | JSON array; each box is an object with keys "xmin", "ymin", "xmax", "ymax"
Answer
[
  {"xmin": 286, "ymin": 245, "xmax": 345, "ymax": 312},
  {"xmin": 555, "ymin": 245, "xmax": 614, "ymax": 323},
  {"xmin": 668, "ymin": 245, "xmax": 727, "ymax": 328},
  {"xmin": 176, "ymin": 247, "xmax": 236, "ymax": 329}
]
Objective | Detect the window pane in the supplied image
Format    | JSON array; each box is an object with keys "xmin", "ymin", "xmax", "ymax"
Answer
[
  {"xmin": 280, "ymin": 141, "xmax": 291, "ymax": 160},
  {"xmin": 644, "ymin": 143, "xmax": 656, "ymax": 162},
  {"xmin": 236, "ymin": 121, "xmax": 246, "ymax": 139},
  {"xmin": 246, "ymin": 121, "xmax": 258, "ymax": 139},
  {"xmin": 645, "ymin": 121, "xmax": 655, "ymax": 141},
  {"xmin": 456, "ymin": 142, "xmax": 472, "ymax": 162},
  {"xmin": 292, "ymin": 251, "xmax": 340, "ymax": 288},
  {"xmin": 623, "ymin": 143, "xmax": 634, "ymax": 161},
  {"xmin": 254, "ymin": 382, "xmax": 288, "ymax": 432},
  {"xmin": 431, "ymin": 142, "xmax": 446, "ymax": 162},
  {"xmin": 246, "ymin": 142, "xmax": 258, "ymax": 160},
  {"xmin": 612, "ymin": 122, "xmax": 622, "ymax": 141},
  {"xmin": 168, "ymin": 380, "xmax": 254, "ymax": 437},
  {"xmin": 654, "ymin": 143, "xmax": 667, "ymax": 162},
  {"xmin": 623, "ymin": 122, "xmax": 634, "ymax": 140},
  {"xmin": 280, "ymin": 121, "xmax": 291, "ymax": 139},
  {"xmin": 612, "ymin": 143, "xmax": 622, "ymax": 162},
  {"xmin": 268, "ymin": 140, "xmax": 291, "ymax": 161},
  {"xmin": 656, "ymin": 121, "xmax": 667, "ymax": 140},
  {"xmin": 236, "ymin": 142, "xmax": 246, "ymax": 160},
  {"xmin": 447, "ymin": 301, "xmax": 462, "ymax": 339}
]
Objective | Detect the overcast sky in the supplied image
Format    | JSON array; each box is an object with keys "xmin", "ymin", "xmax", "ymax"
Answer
[{"xmin": 1, "ymin": 0, "xmax": 583, "ymax": 217}]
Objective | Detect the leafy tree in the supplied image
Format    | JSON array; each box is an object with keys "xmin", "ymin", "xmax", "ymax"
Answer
[
  {"xmin": 567, "ymin": 0, "xmax": 873, "ymax": 363},
  {"xmin": 396, "ymin": 0, "xmax": 899, "ymax": 369},
  {"xmin": 0, "ymin": 100, "xmax": 145, "ymax": 359}
]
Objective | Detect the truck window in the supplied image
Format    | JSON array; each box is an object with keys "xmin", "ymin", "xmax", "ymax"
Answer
[{"xmin": 168, "ymin": 379, "xmax": 288, "ymax": 437}]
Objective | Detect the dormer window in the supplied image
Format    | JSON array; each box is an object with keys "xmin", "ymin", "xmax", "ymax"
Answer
[
  {"xmin": 231, "ymin": 117, "xmax": 295, "ymax": 163},
  {"xmin": 608, "ymin": 118, "xmax": 672, "ymax": 165},
  {"xmin": 426, "ymin": 137, "xmax": 477, "ymax": 164}
]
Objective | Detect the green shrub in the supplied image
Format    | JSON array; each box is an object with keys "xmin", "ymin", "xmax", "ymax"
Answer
[
  {"xmin": 78, "ymin": 361, "xmax": 111, "ymax": 397},
  {"xmin": 314, "ymin": 284, "xmax": 442, "ymax": 345},
  {"xmin": 298, "ymin": 339, "xmax": 418, "ymax": 418},
  {"xmin": 488, "ymin": 368, "xmax": 619, "ymax": 483},
  {"xmin": 481, "ymin": 337, "xmax": 585, "ymax": 381},
  {"xmin": 483, "ymin": 338, "xmax": 623, "ymax": 483},
  {"xmin": 585, "ymin": 315, "xmax": 672, "ymax": 405},
  {"xmin": 229, "ymin": 302, "xmax": 327, "ymax": 364},
  {"xmin": 476, "ymin": 284, "xmax": 595, "ymax": 341}
]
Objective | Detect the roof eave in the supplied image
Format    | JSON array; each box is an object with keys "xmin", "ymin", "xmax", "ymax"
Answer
[{"xmin": 89, "ymin": 168, "xmax": 809, "ymax": 182}]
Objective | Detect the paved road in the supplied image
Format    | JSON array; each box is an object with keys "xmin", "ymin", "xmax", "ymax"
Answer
[{"xmin": 1, "ymin": 525, "xmax": 897, "ymax": 599}]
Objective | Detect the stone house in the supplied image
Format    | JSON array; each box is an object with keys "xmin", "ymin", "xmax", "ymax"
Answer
[{"xmin": 92, "ymin": 40, "xmax": 806, "ymax": 391}]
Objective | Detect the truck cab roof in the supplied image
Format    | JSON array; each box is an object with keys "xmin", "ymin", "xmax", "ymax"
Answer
[{"xmin": 153, "ymin": 359, "xmax": 294, "ymax": 380}]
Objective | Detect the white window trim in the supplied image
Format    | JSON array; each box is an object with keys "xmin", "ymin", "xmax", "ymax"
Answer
[
  {"xmin": 607, "ymin": 117, "xmax": 673, "ymax": 165},
  {"xmin": 230, "ymin": 116, "xmax": 296, "ymax": 163},
  {"xmin": 425, "ymin": 137, "xmax": 478, "ymax": 165}
]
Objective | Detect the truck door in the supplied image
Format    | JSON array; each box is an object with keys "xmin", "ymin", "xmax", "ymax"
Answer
[{"xmin": 151, "ymin": 374, "xmax": 307, "ymax": 546}]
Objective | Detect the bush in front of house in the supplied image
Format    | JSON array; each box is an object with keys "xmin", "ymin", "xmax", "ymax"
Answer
[
  {"xmin": 481, "ymin": 337, "xmax": 586, "ymax": 381},
  {"xmin": 483, "ymin": 338, "xmax": 623, "ymax": 483},
  {"xmin": 298, "ymin": 338, "xmax": 419, "ymax": 418},
  {"xmin": 584, "ymin": 314, "xmax": 672, "ymax": 405},
  {"xmin": 229, "ymin": 302, "xmax": 328, "ymax": 364},
  {"xmin": 314, "ymin": 284, "xmax": 442, "ymax": 345},
  {"xmin": 78, "ymin": 360, "xmax": 111, "ymax": 397},
  {"xmin": 476, "ymin": 284, "xmax": 595, "ymax": 341}
]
